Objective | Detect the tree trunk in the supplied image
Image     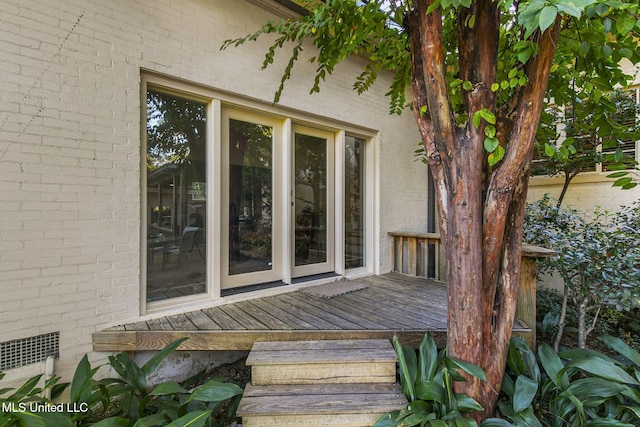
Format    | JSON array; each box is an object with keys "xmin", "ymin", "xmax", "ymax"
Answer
[
  {"xmin": 407, "ymin": 0, "xmax": 562, "ymax": 418},
  {"xmin": 554, "ymin": 285, "xmax": 569, "ymax": 352},
  {"xmin": 578, "ymin": 297, "xmax": 588, "ymax": 348}
]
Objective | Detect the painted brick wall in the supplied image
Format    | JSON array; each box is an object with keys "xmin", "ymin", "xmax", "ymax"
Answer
[{"xmin": 0, "ymin": 0, "xmax": 425, "ymax": 381}]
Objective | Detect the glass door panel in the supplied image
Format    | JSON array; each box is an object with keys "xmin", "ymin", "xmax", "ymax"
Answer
[
  {"xmin": 222, "ymin": 111, "xmax": 281, "ymax": 289},
  {"xmin": 345, "ymin": 136, "xmax": 365, "ymax": 269},
  {"xmin": 293, "ymin": 127, "xmax": 334, "ymax": 277},
  {"xmin": 228, "ymin": 119, "xmax": 273, "ymax": 276}
]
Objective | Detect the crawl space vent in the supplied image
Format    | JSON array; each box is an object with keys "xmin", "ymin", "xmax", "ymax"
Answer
[{"xmin": 0, "ymin": 332, "xmax": 60, "ymax": 371}]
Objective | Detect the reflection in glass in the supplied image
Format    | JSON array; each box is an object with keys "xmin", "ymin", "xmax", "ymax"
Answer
[
  {"xmin": 146, "ymin": 90, "xmax": 207, "ymax": 302},
  {"xmin": 345, "ymin": 136, "xmax": 365, "ymax": 269},
  {"xmin": 228, "ymin": 119, "xmax": 273, "ymax": 275},
  {"xmin": 294, "ymin": 133, "xmax": 327, "ymax": 266}
]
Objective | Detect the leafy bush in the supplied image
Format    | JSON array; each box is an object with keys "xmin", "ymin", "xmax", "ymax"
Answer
[
  {"xmin": 0, "ymin": 338, "xmax": 243, "ymax": 427},
  {"xmin": 374, "ymin": 334, "xmax": 486, "ymax": 427},
  {"xmin": 524, "ymin": 196, "xmax": 640, "ymax": 349},
  {"xmin": 487, "ymin": 335, "xmax": 640, "ymax": 426},
  {"xmin": 377, "ymin": 333, "xmax": 640, "ymax": 426},
  {"xmin": 0, "ymin": 371, "xmax": 73, "ymax": 427}
]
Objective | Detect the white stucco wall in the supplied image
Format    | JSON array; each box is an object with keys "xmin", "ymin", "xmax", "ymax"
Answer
[{"xmin": 0, "ymin": 0, "xmax": 425, "ymax": 382}]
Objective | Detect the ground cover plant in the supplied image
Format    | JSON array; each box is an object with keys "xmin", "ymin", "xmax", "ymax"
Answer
[
  {"xmin": 0, "ymin": 338, "xmax": 243, "ymax": 427},
  {"xmin": 379, "ymin": 333, "xmax": 640, "ymax": 426},
  {"xmin": 374, "ymin": 334, "xmax": 486, "ymax": 427}
]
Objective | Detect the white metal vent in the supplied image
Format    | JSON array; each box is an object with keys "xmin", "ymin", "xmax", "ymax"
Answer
[{"xmin": 0, "ymin": 332, "xmax": 59, "ymax": 371}]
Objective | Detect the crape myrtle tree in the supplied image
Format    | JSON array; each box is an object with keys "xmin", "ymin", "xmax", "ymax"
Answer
[{"xmin": 223, "ymin": 0, "xmax": 640, "ymax": 418}]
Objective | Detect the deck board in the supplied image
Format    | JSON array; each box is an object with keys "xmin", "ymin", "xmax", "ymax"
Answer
[{"xmin": 93, "ymin": 273, "xmax": 532, "ymax": 351}]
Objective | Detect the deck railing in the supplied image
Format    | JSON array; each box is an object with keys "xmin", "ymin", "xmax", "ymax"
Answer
[
  {"xmin": 388, "ymin": 231, "xmax": 443, "ymax": 280},
  {"xmin": 389, "ymin": 231, "xmax": 555, "ymax": 348}
]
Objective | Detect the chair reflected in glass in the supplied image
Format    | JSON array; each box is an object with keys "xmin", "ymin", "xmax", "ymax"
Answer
[{"xmin": 162, "ymin": 226, "xmax": 204, "ymax": 268}]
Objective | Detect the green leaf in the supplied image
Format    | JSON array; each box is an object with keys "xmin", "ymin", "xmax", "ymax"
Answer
[
  {"xmin": 538, "ymin": 343, "xmax": 569, "ymax": 389},
  {"xmin": 481, "ymin": 418, "xmax": 516, "ymax": 426},
  {"xmin": 141, "ymin": 338, "xmax": 188, "ymax": 375},
  {"xmin": 517, "ymin": 49, "xmax": 533, "ymax": 64},
  {"xmin": 134, "ymin": 413, "xmax": 172, "ymax": 427},
  {"xmin": 393, "ymin": 335, "xmax": 415, "ymax": 401},
  {"xmin": 565, "ymin": 357, "xmax": 639, "ymax": 385},
  {"xmin": 8, "ymin": 374, "xmax": 42, "ymax": 401},
  {"xmin": 149, "ymin": 381, "xmax": 188, "ymax": 396},
  {"xmin": 488, "ymin": 145, "xmax": 505, "ymax": 166},
  {"xmin": 484, "ymin": 125, "xmax": 496, "ymax": 138},
  {"xmin": 401, "ymin": 413, "xmax": 434, "ymax": 425},
  {"xmin": 585, "ymin": 419, "xmax": 637, "ymax": 427},
  {"xmin": 110, "ymin": 353, "xmax": 147, "ymax": 394},
  {"xmin": 539, "ymin": 6, "xmax": 558, "ymax": 32},
  {"xmin": 513, "ymin": 375, "xmax": 538, "ymax": 413},
  {"xmin": 447, "ymin": 357, "xmax": 487, "ymax": 381},
  {"xmin": 613, "ymin": 177, "xmax": 633, "ymax": 188},
  {"xmin": 616, "ymin": 12, "xmax": 637, "ymax": 35},
  {"xmin": 606, "ymin": 171, "xmax": 629, "ymax": 179},
  {"xmin": 556, "ymin": 2, "xmax": 582, "ymax": 18},
  {"xmin": 187, "ymin": 380, "xmax": 243, "ymax": 403},
  {"xmin": 544, "ymin": 143, "xmax": 557, "ymax": 157},
  {"xmin": 166, "ymin": 410, "xmax": 212, "ymax": 427},
  {"xmin": 418, "ymin": 332, "xmax": 438, "ymax": 381},
  {"xmin": 415, "ymin": 379, "xmax": 446, "ymax": 403},
  {"xmin": 565, "ymin": 377, "xmax": 626, "ymax": 399},
  {"xmin": 600, "ymin": 335, "xmax": 640, "ymax": 366},
  {"xmin": 491, "ymin": 83, "xmax": 500, "ymax": 92},
  {"xmin": 455, "ymin": 393, "xmax": 484, "ymax": 412},
  {"xmin": 90, "ymin": 417, "xmax": 133, "ymax": 427},
  {"xmin": 374, "ymin": 411, "xmax": 401, "ymax": 427},
  {"xmin": 484, "ymin": 137, "xmax": 499, "ymax": 153},
  {"xmin": 69, "ymin": 355, "xmax": 100, "ymax": 404},
  {"xmin": 462, "ymin": 80, "xmax": 473, "ymax": 90},
  {"xmin": 12, "ymin": 412, "xmax": 50, "ymax": 427}
]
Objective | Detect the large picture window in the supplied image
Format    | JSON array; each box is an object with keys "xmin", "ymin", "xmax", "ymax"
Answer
[{"xmin": 145, "ymin": 89, "xmax": 207, "ymax": 302}]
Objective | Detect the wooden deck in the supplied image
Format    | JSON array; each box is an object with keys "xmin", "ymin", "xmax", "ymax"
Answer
[{"xmin": 93, "ymin": 273, "xmax": 532, "ymax": 352}]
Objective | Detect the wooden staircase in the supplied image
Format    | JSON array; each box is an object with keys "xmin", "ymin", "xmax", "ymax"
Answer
[{"xmin": 237, "ymin": 339, "xmax": 407, "ymax": 427}]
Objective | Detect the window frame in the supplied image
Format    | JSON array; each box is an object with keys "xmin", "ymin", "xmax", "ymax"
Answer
[{"xmin": 140, "ymin": 73, "xmax": 377, "ymax": 314}]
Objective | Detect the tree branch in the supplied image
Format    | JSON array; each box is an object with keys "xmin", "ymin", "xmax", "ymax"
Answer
[{"xmin": 482, "ymin": 20, "xmax": 563, "ymax": 292}]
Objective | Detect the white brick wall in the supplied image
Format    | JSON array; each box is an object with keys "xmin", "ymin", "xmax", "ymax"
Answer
[{"xmin": 0, "ymin": 0, "xmax": 425, "ymax": 381}]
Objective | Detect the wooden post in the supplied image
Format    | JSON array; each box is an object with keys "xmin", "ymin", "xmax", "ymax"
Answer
[{"xmin": 518, "ymin": 244, "xmax": 556, "ymax": 349}]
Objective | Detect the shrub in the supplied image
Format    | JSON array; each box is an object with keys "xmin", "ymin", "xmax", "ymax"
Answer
[
  {"xmin": 0, "ymin": 338, "xmax": 243, "ymax": 427},
  {"xmin": 524, "ymin": 196, "xmax": 640, "ymax": 349},
  {"xmin": 374, "ymin": 334, "xmax": 486, "ymax": 427},
  {"xmin": 487, "ymin": 335, "xmax": 640, "ymax": 426}
]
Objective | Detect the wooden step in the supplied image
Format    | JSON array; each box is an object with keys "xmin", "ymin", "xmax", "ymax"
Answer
[
  {"xmin": 246, "ymin": 339, "xmax": 398, "ymax": 385},
  {"xmin": 237, "ymin": 382, "xmax": 407, "ymax": 427}
]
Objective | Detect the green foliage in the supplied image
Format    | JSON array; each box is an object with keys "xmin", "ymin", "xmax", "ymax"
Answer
[
  {"xmin": 524, "ymin": 196, "xmax": 640, "ymax": 348},
  {"xmin": 0, "ymin": 339, "xmax": 243, "ymax": 427},
  {"xmin": 222, "ymin": 0, "xmax": 639, "ymax": 168},
  {"xmin": 0, "ymin": 372, "xmax": 73, "ymax": 427},
  {"xmin": 374, "ymin": 334, "xmax": 485, "ymax": 426},
  {"xmin": 487, "ymin": 335, "xmax": 640, "ymax": 426}
]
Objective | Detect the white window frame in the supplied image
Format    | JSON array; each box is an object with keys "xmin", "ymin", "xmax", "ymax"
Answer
[{"xmin": 140, "ymin": 73, "xmax": 377, "ymax": 315}]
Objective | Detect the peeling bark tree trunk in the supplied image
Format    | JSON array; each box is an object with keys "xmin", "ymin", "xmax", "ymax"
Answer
[{"xmin": 406, "ymin": 0, "xmax": 562, "ymax": 418}]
